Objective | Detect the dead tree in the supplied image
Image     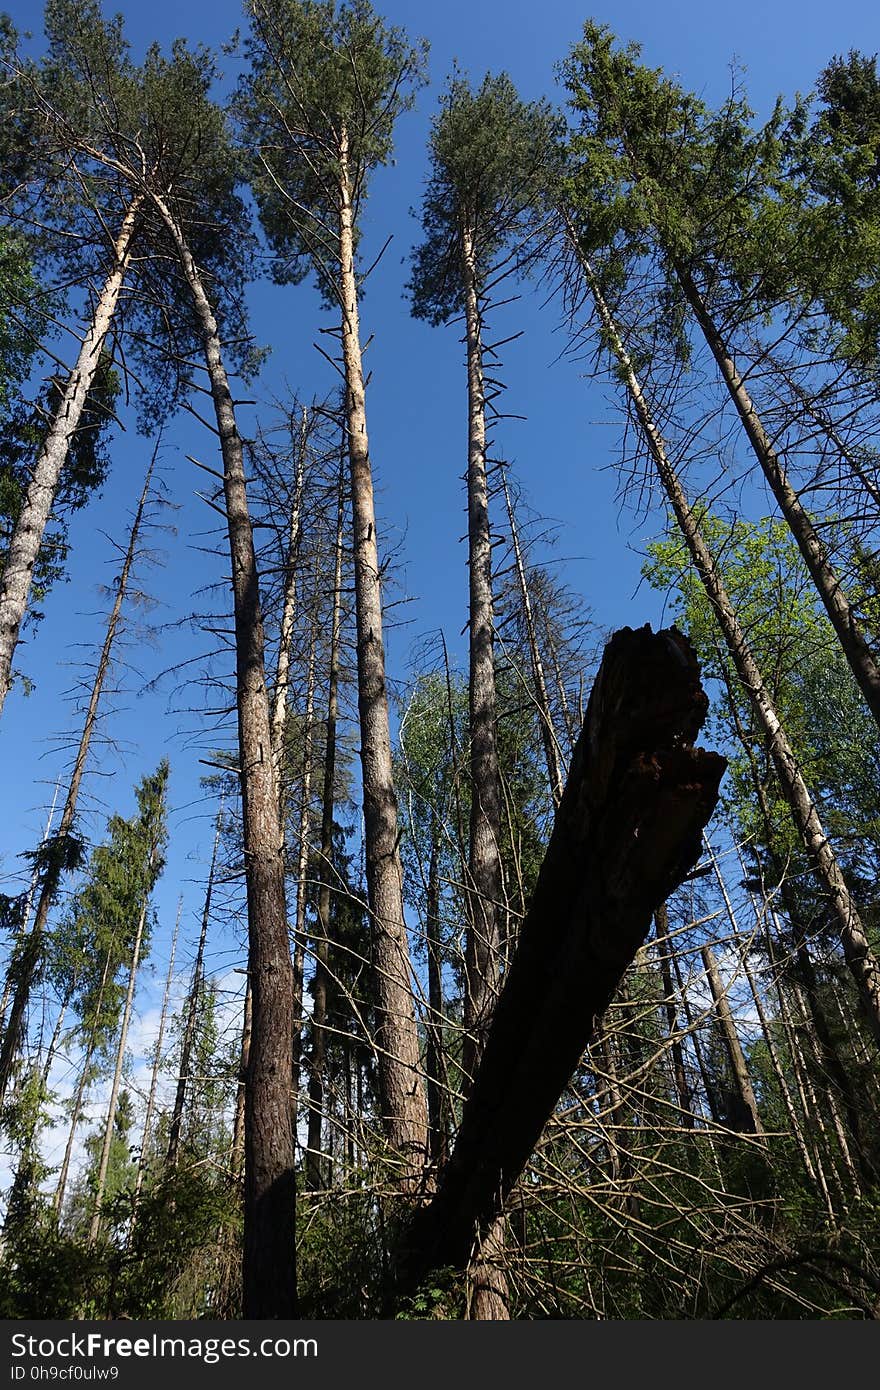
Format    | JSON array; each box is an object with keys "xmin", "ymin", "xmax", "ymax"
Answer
[{"xmin": 0, "ymin": 451, "xmax": 157, "ymax": 1104}]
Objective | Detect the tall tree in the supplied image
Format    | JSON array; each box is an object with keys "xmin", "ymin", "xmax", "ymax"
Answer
[
  {"xmin": 44, "ymin": 7, "xmax": 298, "ymax": 1313},
  {"xmin": 238, "ymin": 0, "xmax": 430, "ymax": 1180},
  {"xmin": 561, "ymin": 24, "xmax": 880, "ymax": 732},
  {"xmin": 409, "ymin": 72, "xmax": 560, "ymax": 1085}
]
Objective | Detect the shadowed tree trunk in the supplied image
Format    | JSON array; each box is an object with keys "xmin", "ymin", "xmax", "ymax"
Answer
[{"xmin": 653, "ymin": 905, "xmax": 694, "ymax": 1128}]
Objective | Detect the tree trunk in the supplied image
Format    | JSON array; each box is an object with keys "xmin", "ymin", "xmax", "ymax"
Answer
[
  {"xmin": 0, "ymin": 196, "xmax": 142, "ymax": 715},
  {"xmin": 88, "ymin": 884, "xmax": 150, "ymax": 1244},
  {"xmin": 269, "ymin": 407, "xmax": 309, "ymax": 780},
  {"xmin": 674, "ymin": 262, "xmax": 880, "ymax": 729},
  {"xmin": 425, "ymin": 834, "xmax": 451, "ymax": 1169},
  {"xmin": 459, "ymin": 223, "xmax": 504, "ymax": 1085},
  {"xmin": 573, "ymin": 240, "xmax": 880, "ymax": 1051},
  {"xmin": 671, "ymin": 943, "xmax": 722, "ymax": 1126},
  {"xmin": 305, "ymin": 462, "xmax": 344, "ymax": 1190},
  {"xmin": 501, "ymin": 467, "xmax": 565, "ymax": 807},
  {"xmin": 290, "ymin": 593, "xmax": 317, "ymax": 1132},
  {"xmin": 134, "ymin": 896, "xmax": 182, "ymax": 1208},
  {"xmin": 0, "ymin": 451, "xmax": 155, "ymax": 1104},
  {"xmin": 458, "ymin": 222, "xmax": 512, "ymax": 1317},
  {"xmin": 53, "ymin": 948, "xmax": 112, "ymax": 1217},
  {"xmin": 741, "ymin": 935, "xmax": 827, "ymax": 1203},
  {"xmin": 153, "ymin": 193, "xmax": 296, "ymax": 1318},
  {"xmin": 231, "ymin": 975, "xmax": 252, "ymax": 1184},
  {"xmin": 167, "ymin": 811, "xmax": 221, "ymax": 1171},
  {"xmin": 399, "ymin": 624, "xmax": 725, "ymax": 1295},
  {"xmin": 336, "ymin": 131, "xmax": 428, "ymax": 1178}
]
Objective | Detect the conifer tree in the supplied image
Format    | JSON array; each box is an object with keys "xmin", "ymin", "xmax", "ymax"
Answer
[
  {"xmin": 410, "ymin": 73, "xmax": 560, "ymax": 1091},
  {"xmin": 238, "ymin": 0, "xmax": 430, "ymax": 1179}
]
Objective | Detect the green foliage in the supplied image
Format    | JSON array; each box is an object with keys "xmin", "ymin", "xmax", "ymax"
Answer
[
  {"xmin": 296, "ymin": 1189, "xmax": 391, "ymax": 1317},
  {"xmin": 237, "ymin": 0, "xmax": 428, "ymax": 302},
  {"xmin": 409, "ymin": 71, "xmax": 563, "ymax": 325},
  {"xmin": 777, "ymin": 50, "xmax": 880, "ymax": 373},
  {"xmin": 48, "ymin": 762, "xmax": 170, "ymax": 1057},
  {"xmin": 31, "ymin": 1, "xmax": 258, "ymax": 417},
  {"xmin": 0, "ymin": 1165, "xmax": 241, "ymax": 1318},
  {"xmin": 644, "ymin": 514, "xmax": 880, "ymax": 928},
  {"xmin": 0, "ymin": 352, "xmax": 119, "ymax": 630}
]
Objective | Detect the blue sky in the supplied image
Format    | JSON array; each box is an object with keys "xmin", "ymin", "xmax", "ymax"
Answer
[{"xmin": 1, "ymin": 0, "xmax": 877, "ymax": 1174}]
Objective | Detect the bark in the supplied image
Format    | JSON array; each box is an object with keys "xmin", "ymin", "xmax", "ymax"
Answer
[
  {"xmin": 134, "ymin": 896, "xmax": 181, "ymax": 1208},
  {"xmin": 336, "ymin": 129, "xmax": 428, "ymax": 1177},
  {"xmin": 671, "ymin": 943, "xmax": 722, "ymax": 1125},
  {"xmin": 153, "ymin": 193, "xmax": 295, "ymax": 1318},
  {"xmin": 0, "ymin": 196, "xmax": 142, "ymax": 715},
  {"xmin": 574, "ymin": 240, "xmax": 880, "ymax": 1051},
  {"xmin": 460, "ymin": 223, "xmax": 504, "ymax": 1084},
  {"xmin": 674, "ymin": 262, "xmax": 880, "ymax": 729},
  {"xmin": 167, "ymin": 812, "xmax": 221, "ymax": 1171},
  {"xmin": 399, "ymin": 624, "xmax": 725, "ymax": 1294},
  {"xmin": 305, "ymin": 464, "xmax": 344, "ymax": 1190},
  {"xmin": 468, "ymin": 1217, "xmax": 510, "ymax": 1321},
  {"xmin": 594, "ymin": 1016, "xmax": 625, "ymax": 1187},
  {"xmin": 740, "ymin": 937, "xmax": 826, "ymax": 1202},
  {"xmin": 88, "ymin": 883, "xmax": 150, "ymax": 1244},
  {"xmin": 290, "ymin": 598, "xmax": 317, "ymax": 1127},
  {"xmin": 501, "ymin": 468, "xmax": 566, "ymax": 807},
  {"xmin": 269, "ymin": 407, "xmax": 309, "ymax": 783},
  {"xmin": 0, "ymin": 452, "xmax": 155, "ymax": 1105},
  {"xmin": 231, "ymin": 975, "xmax": 252, "ymax": 1184}
]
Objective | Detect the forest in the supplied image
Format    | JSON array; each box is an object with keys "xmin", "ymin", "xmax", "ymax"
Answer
[{"xmin": 0, "ymin": 0, "xmax": 879, "ymax": 1321}]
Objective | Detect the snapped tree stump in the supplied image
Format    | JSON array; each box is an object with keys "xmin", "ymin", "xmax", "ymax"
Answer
[{"xmin": 400, "ymin": 624, "xmax": 727, "ymax": 1295}]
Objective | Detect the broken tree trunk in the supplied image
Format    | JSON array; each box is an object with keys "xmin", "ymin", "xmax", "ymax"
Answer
[{"xmin": 399, "ymin": 624, "xmax": 725, "ymax": 1295}]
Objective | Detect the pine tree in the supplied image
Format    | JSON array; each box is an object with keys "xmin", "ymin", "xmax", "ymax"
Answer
[{"xmin": 238, "ymin": 0, "xmax": 430, "ymax": 1180}]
